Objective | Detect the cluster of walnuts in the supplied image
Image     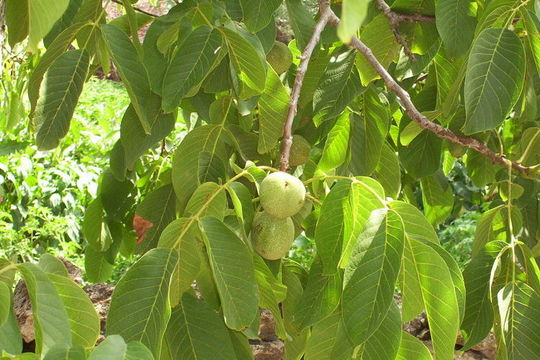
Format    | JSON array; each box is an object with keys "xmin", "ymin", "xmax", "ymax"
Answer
[{"xmin": 251, "ymin": 172, "xmax": 307, "ymax": 260}]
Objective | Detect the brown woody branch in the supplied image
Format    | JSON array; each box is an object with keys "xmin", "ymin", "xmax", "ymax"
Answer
[
  {"xmin": 324, "ymin": 9, "xmax": 532, "ymax": 176},
  {"xmin": 279, "ymin": 0, "xmax": 333, "ymax": 171},
  {"xmin": 374, "ymin": 0, "xmax": 435, "ymax": 61}
]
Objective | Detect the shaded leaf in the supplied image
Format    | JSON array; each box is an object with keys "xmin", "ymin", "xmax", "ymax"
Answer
[
  {"xmin": 134, "ymin": 184, "xmax": 176, "ymax": 253},
  {"xmin": 292, "ymin": 257, "xmax": 342, "ymax": 330},
  {"xmin": 34, "ymin": 49, "xmax": 89, "ymax": 150},
  {"xmin": 435, "ymin": 0, "xmax": 476, "ymax": 57},
  {"xmin": 162, "ymin": 26, "xmax": 223, "ymax": 112},
  {"xmin": 164, "ymin": 293, "xmax": 236, "ymax": 359},
  {"xmin": 200, "ymin": 217, "xmax": 258, "ymax": 330},
  {"xmin": 315, "ymin": 180, "xmax": 352, "ymax": 274},
  {"xmin": 258, "ymin": 67, "xmax": 289, "ymax": 153},
  {"xmin": 240, "ymin": 0, "xmax": 282, "ymax": 32}
]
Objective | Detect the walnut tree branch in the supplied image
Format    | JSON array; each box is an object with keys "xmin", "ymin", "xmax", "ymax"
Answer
[
  {"xmin": 374, "ymin": 0, "xmax": 435, "ymax": 61},
  {"xmin": 279, "ymin": 0, "xmax": 333, "ymax": 171},
  {"xmin": 325, "ymin": 9, "xmax": 533, "ymax": 176}
]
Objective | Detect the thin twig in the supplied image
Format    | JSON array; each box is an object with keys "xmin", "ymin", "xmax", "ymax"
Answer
[
  {"xmin": 110, "ymin": 0, "xmax": 159, "ymax": 17},
  {"xmin": 325, "ymin": 9, "xmax": 534, "ymax": 176},
  {"xmin": 279, "ymin": 0, "xmax": 333, "ymax": 171},
  {"xmin": 374, "ymin": 0, "xmax": 435, "ymax": 61}
]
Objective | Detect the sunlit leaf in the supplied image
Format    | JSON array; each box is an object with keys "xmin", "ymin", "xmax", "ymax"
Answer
[
  {"xmin": 107, "ymin": 248, "xmax": 178, "ymax": 358},
  {"xmin": 464, "ymin": 28, "xmax": 526, "ymax": 134}
]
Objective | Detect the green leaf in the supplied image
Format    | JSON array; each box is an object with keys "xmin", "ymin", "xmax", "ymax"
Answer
[
  {"xmin": 319, "ymin": 111, "xmax": 351, "ymax": 172},
  {"xmin": 0, "ymin": 282, "xmax": 10, "ymax": 327},
  {"xmin": 396, "ymin": 332, "xmax": 432, "ymax": 360},
  {"xmin": 109, "ymin": 12, "xmax": 152, "ymax": 36},
  {"xmin": 120, "ymin": 100, "xmax": 175, "ymax": 169},
  {"xmin": 342, "ymin": 209, "xmax": 404, "ymax": 346},
  {"xmin": 221, "ymin": 27, "xmax": 267, "ymax": 99},
  {"xmin": 373, "ymin": 142, "xmax": 401, "ymax": 199},
  {"xmin": 89, "ymin": 336, "xmax": 154, "ymax": 360},
  {"xmin": 38, "ymin": 254, "xmax": 68, "ymax": 277},
  {"xmin": 389, "ymin": 201, "xmax": 438, "ymax": 244},
  {"xmin": 240, "ymin": 0, "xmax": 282, "ymax": 32},
  {"xmin": 435, "ymin": 0, "xmax": 476, "ymax": 57},
  {"xmin": 497, "ymin": 281, "xmax": 540, "ymax": 359},
  {"xmin": 134, "ymin": 184, "xmax": 177, "ymax": 253},
  {"xmin": 107, "ymin": 248, "xmax": 178, "ymax": 358},
  {"xmin": 512, "ymin": 127, "xmax": 540, "ymax": 167},
  {"xmin": 200, "ymin": 217, "xmax": 258, "ymax": 330},
  {"xmin": 399, "ymin": 128, "xmax": 442, "ymax": 178},
  {"xmin": 521, "ymin": 9, "xmax": 540, "ymax": 75},
  {"xmin": 17, "ymin": 263, "xmax": 71, "ymax": 355},
  {"xmin": 47, "ymin": 274, "xmax": 100, "ymax": 348},
  {"xmin": 359, "ymin": 302, "xmax": 402, "ymax": 360},
  {"xmin": 158, "ymin": 218, "xmax": 203, "ymax": 306},
  {"xmin": 285, "ymin": 0, "xmax": 315, "ymax": 50},
  {"xmin": 253, "ymin": 256, "xmax": 287, "ymax": 338},
  {"xmin": 461, "ymin": 241, "xmax": 505, "ymax": 349},
  {"xmin": 465, "ymin": 148, "xmax": 501, "ymax": 187},
  {"xmin": 0, "ymin": 307, "xmax": 22, "ymax": 355},
  {"xmin": 185, "ymin": 182, "xmax": 227, "ymax": 220},
  {"xmin": 394, "ymin": 229, "xmax": 460, "ymax": 360},
  {"xmin": 304, "ymin": 313, "xmax": 352, "ymax": 360},
  {"xmin": 83, "ymin": 198, "xmax": 110, "ymax": 252},
  {"xmin": 43, "ymin": 344, "xmax": 86, "ymax": 360},
  {"xmin": 198, "ymin": 152, "xmax": 227, "ymax": 184},
  {"xmin": 165, "ymin": 293, "xmax": 237, "ymax": 359},
  {"xmin": 171, "ymin": 125, "xmax": 228, "ymax": 212},
  {"xmin": 313, "ymin": 49, "xmax": 362, "ymax": 123},
  {"xmin": 33, "ymin": 49, "xmax": 90, "ymax": 150},
  {"xmin": 464, "ymin": 28, "xmax": 526, "ymax": 134},
  {"xmin": 6, "ymin": 0, "xmax": 70, "ymax": 50},
  {"xmin": 226, "ymin": 182, "xmax": 255, "ymax": 234},
  {"xmin": 472, "ymin": 205, "xmax": 520, "ymax": 257},
  {"xmin": 315, "ymin": 180, "xmax": 352, "ymax": 274},
  {"xmin": 292, "ymin": 257, "xmax": 342, "ymax": 330},
  {"xmin": 101, "ymin": 23, "xmax": 153, "ymax": 133},
  {"xmin": 340, "ymin": 178, "xmax": 386, "ymax": 269},
  {"xmin": 433, "ymin": 48, "xmax": 465, "ymax": 111},
  {"xmin": 5, "ymin": 0, "xmax": 29, "ymax": 47},
  {"xmin": 257, "ymin": 67, "xmax": 289, "ymax": 153},
  {"xmin": 162, "ymin": 26, "xmax": 223, "ymax": 112},
  {"xmin": 84, "ymin": 246, "xmax": 114, "ymax": 283},
  {"xmin": 142, "ymin": 19, "xmax": 171, "ymax": 93},
  {"xmin": 349, "ymin": 88, "xmax": 391, "ymax": 175},
  {"xmin": 338, "ymin": 0, "xmax": 371, "ymax": 43},
  {"xmin": 420, "ymin": 172, "xmax": 454, "ymax": 226},
  {"xmin": 28, "ymin": 21, "xmax": 91, "ymax": 113},
  {"xmin": 356, "ymin": 14, "xmax": 400, "ymax": 85}
]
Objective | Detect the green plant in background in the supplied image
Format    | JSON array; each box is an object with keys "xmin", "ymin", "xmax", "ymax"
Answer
[
  {"xmin": 0, "ymin": 78, "xmax": 130, "ymax": 269},
  {"xmin": 1, "ymin": 0, "xmax": 540, "ymax": 359}
]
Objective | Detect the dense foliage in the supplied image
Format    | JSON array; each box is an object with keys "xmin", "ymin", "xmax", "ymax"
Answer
[{"xmin": 1, "ymin": 0, "xmax": 540, "ymax": 359}]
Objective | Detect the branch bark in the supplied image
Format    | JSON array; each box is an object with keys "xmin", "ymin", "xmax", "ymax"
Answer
[
  {"xmin": 373, "ymin": 0, "xmax": 435, "ymax": 61},
  {"xmin": 324, "ymin": 9, "xmax": 532, "ymax": 176},
  {"xmin": 279, "ymin": 0, "xmax": 333, "ymax": 171}
]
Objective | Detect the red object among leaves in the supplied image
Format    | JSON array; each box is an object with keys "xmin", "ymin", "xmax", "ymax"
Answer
[{"xmin": 133, "ymin": 214, "xmax": 154, "ymax": 244}]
